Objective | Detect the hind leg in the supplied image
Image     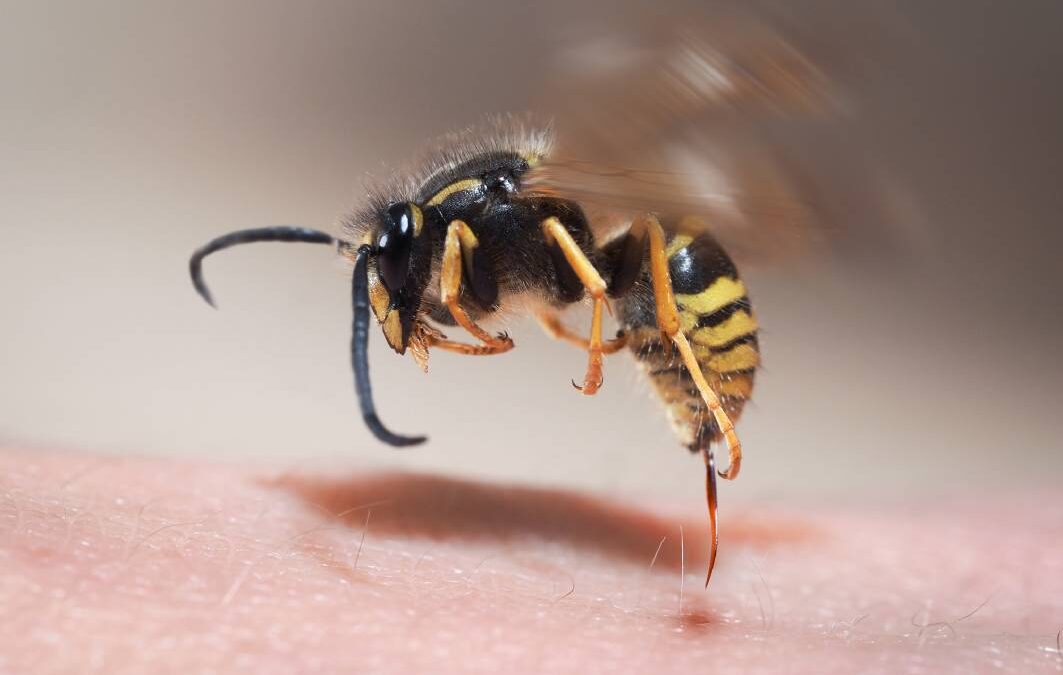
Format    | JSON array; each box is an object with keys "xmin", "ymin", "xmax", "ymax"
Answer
[
  {"xmin": 536, "ymin": 312, "xmax": 628, "ymax": 354},
  {"xmin": 614, "ymin": 213, "xmax": 742, "ymax": 481},
  {"xmin": 603, "ymin": 213, "xmax": 742, "ymax": 587}
]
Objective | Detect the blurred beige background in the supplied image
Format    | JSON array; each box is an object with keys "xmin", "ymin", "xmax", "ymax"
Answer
[{"xmin": 1, "ymin": 1, "xmax": 1061, "ymax": 505}]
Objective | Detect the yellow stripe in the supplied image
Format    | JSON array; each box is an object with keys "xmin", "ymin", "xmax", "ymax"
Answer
[
  {"xmin": 659, "ymin": 387, "xmax": 694, "ymax": 405},
  {"xmin": 427, "ymin": 178, "xmax": 483, "ymax": 206},
  {"xmin": 675, "ymin": 276, "xmax": 747, "ymax": 315},
  {"xmin": 651, "ymin": 359, "xmax": 754, "ymax": 396},
  {"xmin": 678, "ymin": 310, "xmax": 698, "ymax": 333},
  {"xmin": 716, "ymin": 396, "xmax": 749, "ymax": 421},
  {"xmin": 699, "ymin": 342, "xmax": 760, "ymax": 373},
  {"xmin": 690, "ymin": 310, "xmax": 758, "ymax": 348},
  {"xmin": 711, "ymin": 374, "xmax": 754, "ymax": 398},
  {"xmin": 665, "ymin": 234, "xmax": 693, "ymax": 258},
  {"xmin": 626, "ymin": 313, "xmax": 756, "ymax": 357},
  {"xmin": 659, "ymin": 373, "xmax": 751, "ymax": 408}
]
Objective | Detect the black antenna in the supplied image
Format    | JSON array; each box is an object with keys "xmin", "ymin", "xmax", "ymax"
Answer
[
  {"xmin": 351, "ymin": 246, "xmax": 427, "ymax": 446},
  {"xmin": 188, "ymin": 226, "xmax": 425, "ymax": 446},
  {"xmin": 189, "ymin": 226, "xmax": 337, "ymax": 307}
]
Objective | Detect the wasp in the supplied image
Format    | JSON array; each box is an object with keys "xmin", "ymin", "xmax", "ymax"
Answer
[{"xmin": 189, "ymin": 15, "xmax": 845, "ymax": 586}]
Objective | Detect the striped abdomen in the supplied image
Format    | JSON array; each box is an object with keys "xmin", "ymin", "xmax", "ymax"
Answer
[{"xmin": 618, "ymin": 231, "xmax": 759, "ymax": 451}]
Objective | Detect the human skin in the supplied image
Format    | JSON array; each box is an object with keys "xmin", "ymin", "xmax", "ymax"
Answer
[{"xmin": 1, "ymin": 447, "xmax": 1060, "ymax": 675}]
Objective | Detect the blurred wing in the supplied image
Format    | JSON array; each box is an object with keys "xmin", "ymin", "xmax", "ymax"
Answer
[
  {"xmin": 526, "ymin": 137, "xmax": 828, "ymax": 263},
  {"xmin": 526, "ymin": 11, "xmax": 908, "ymax": 264}
]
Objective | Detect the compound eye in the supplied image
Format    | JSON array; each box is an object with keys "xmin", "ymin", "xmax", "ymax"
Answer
[{"xmin": 377, "ymin": 203, "xmax": 416, "ymax": 292}]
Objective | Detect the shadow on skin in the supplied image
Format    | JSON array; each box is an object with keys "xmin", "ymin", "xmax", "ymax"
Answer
[{"xmin": 264, "ymin": 470, "xmax": 824, "ymax": 572}]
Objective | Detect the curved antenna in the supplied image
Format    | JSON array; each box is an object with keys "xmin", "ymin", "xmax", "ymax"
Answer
[
  {"xmin": 351, "ymin": 246, "xmax": 427, "ymax": 447},
  {"xmin": 189, "ymin": 226, "xmax": 338, "ymax": 307},
  {"xmin": 188, "ymin": 227, "xmax": 425, "ymax": 447}
]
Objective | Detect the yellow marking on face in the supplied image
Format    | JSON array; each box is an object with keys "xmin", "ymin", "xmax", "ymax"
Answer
[
  {"xmin": 367, "ymin": 265, "xmax": 390, "ymax": 322},
  {"xmin": 410, "ymin": 203, "xmax": 424, "ymax": 236},
  {"xmin": 665, "ymin": 235, "xmax": 694, "ymax": 258},
  {"xmin": 696, "ymin": 342, "xmax": 760, "ymax": 373},
  {"xmin": 675, "ymin": 277, "xmax": 747, "ymax": 316},
  {"xmin": 690, "ymin": 310, "xmax": 758, "ymax": 348},
  {"xmin": 427, "ymin": 178, "xmax": 484, "ymax": 206},
  {"xmin": 380, "ymin": 312, "xmax": 405, "ymax": 354},
  {"xmin": 367, "ymin": 262, "xmax": 405, "ymax": 353}
]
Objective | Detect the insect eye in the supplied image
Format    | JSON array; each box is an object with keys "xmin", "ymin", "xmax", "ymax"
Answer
[{"xmin": 377, "ymin": 203, "xmax": 416, "ymax": 292}]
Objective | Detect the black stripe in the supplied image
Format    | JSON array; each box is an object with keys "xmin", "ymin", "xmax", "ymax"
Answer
[
  {"xmin": 668, "ymin": 239, "xmax": 739, "ymax": 295},
  {"xmin": 650, "ymin": 365, "xmax": 759, "ymax": 383},
  {"xmin": 648, "ymin": 363, "xmax": 686, "ymax": 377},
  {"xmin": 694, "ymin": 298, "xmax": 751, "ymax": 328},
  {"xmin": 710, "ymin": 333, "xmax": 759, "ymax": 354},
  {"xmin": 720, "ymin": 368, "xmax": 757, "ymax": 379},
  {"xmin": 636, "ymin": 333, "xmax": 759, "ymax": 362},
  {"xmin": 633, "ymin": 339, "xmax": 666, "ymax": 359}
]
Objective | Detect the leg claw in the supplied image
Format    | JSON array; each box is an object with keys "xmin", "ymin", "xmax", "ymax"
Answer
[{"xmin": 574, "ymin": 373, "xmax": 603, "ymax": 396}]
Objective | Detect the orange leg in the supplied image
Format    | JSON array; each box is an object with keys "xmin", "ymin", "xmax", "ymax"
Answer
[
  {"xmin": 426, "ymin": 336, "xmax": 509, "ymax": 356},
  {"xmin": 536, "ymin": 312, "xmax": 628, "ymax": 354},
  {"xmin": 541, "ymin": 217, "xmax": 612, "ymax": 395},
  {"xmin": 633, "ymin": 212, "xmax": 741, "ymax": 588},
  {"xmin": 635, "ymin": 213, "xmax": 742, "ymax": 481},
  {"xmin": 673, "ymin": 332, "xmax": 742, "ymax": 480},
  {"xmin": 440, "ymin": 220, "xmax": 513, "ymax": 355}
]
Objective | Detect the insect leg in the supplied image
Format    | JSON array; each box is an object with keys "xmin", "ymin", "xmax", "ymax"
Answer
[
  {"xmin": 536, "ymin": 311, "xmax": 628, "ymax": 354},
  {"xmin": 440, "ymin": 220, "xmax": 514, "ymax": 354},
  {"xmin": 636, "ymin": 213, "xmax": 742, "ymax": 481},
  {"xmin": 630, "ymin": 212, "xmax": 740, "ymax": 588},
  {"xmin": 425, "ymin": 335, "xmax": 513, "ymax": 356},
  {"xmin": 541, "ymin": 217, "xmax": 612, "ymax": 395}
]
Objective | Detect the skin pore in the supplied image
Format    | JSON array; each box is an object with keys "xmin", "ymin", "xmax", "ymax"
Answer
[{"xmin": 2, "ymin": 447, "xmax": 1060, "ymax": 674}]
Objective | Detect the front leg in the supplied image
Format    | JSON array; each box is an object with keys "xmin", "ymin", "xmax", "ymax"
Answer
[
  {"xmin": 440, "ymin": 220, "xmax": 514, "ymax": 355},
  {"xmin": 410, "ymin": 321, "xmax": 510, "ymax": 357}
]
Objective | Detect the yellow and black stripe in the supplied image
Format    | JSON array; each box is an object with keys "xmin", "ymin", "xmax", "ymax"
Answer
[{"xmin": 621, "ymin": 231, "xmax": 759, "ymax": 450}]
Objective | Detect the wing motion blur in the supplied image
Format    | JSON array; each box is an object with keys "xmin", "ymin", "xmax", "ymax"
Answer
[{"xmin": 527, "ymin": 11, "xmax": 910, "ymax": 264}]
